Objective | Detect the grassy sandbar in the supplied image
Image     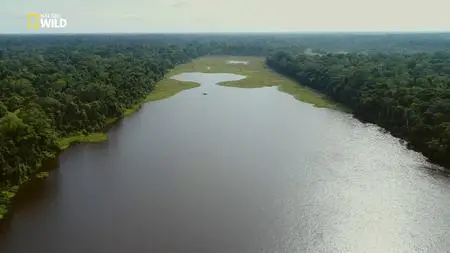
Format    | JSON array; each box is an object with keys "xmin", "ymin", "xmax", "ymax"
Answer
[{"xmin": 164, "ymin": 56, "xmax": 338, "ymax": 109}]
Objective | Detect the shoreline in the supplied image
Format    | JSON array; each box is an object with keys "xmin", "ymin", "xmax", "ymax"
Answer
[
  {"xmin": 1, "ymin": 55, "xmax": 337, "ymax": 220},
  {"xmin": 167, "ymin": 56, "xmax": 339, "ymax": 109},
  {"xmin": 0, "ymin": 63, "xmax": 201, "ymax": 220}
]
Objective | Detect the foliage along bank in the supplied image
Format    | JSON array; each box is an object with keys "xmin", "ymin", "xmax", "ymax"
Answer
[
  {"xmin": 0, "ymin": 43, "xmax": 200, "ymax": 218},
  {"xmin": 266, "ymin": 50, "xmax": 450, "ymax": 168}
]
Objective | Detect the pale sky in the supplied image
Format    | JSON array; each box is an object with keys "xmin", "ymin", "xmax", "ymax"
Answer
[{"xmin": 1, "ymin": 0, "xmax": 449, "ymax": 33}]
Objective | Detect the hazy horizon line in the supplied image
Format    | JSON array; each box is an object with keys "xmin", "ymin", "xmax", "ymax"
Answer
[{"xmin": 2, "ymin": 30, "xmax": 450, "ymax": 36}]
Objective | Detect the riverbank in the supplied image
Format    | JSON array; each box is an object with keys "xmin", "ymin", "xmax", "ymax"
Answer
[
  {"xmin": 0, "ymin": 186, "xmax": 18, "ymax": 219},
  {"xmin": 123, "ymin": 75, "xmax": 200, "ymax": 117},
  {"xmin": 58, "ymin": 67, "xmax": 202, "ymax": 149},
  {"xmin": 0, "ymin": 64, "xmax": 201, "ymax": 220},
  {"xmin": 1, "ymin": 55, "xmax": 339, "ymax": 220},
  {"xmin": 165, "ymin": 56, "xmax": 338, "ymax": 109},
  {"xmin": 57, "ymin": 132, "xmax": 109, "ymax": 150}
]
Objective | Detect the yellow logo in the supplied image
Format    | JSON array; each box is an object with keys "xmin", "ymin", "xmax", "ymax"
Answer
[
  {"xmin": 27, "ymin": 13, "xmax": 41, "ymax": 29},
  {"xmin": 26, "ymin": 12, "xmax": 68, "ymax": 29}
]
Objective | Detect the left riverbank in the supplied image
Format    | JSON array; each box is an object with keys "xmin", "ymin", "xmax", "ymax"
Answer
[
  {"xmin": 0, "ymin": 64, "xmax": 201, "ymax": 220},
  {"xmin": 56, "ymin": 68, "xmax": 201, "ymax": 150}
]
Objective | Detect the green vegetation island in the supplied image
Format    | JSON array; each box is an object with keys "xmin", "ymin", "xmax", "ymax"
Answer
[{"xmin": 1, "ymin": 33, "xmax": 450, "ymax": 219}]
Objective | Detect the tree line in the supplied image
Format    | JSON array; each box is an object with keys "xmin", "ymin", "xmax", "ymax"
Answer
[{"xmin": 266, "ymin": 50, "xmax": 450, "ymax": 167}]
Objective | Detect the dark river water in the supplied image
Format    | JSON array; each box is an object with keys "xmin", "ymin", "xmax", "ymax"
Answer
[{"xmin": 1, "ymin": 72, "xmax": 449, "ymax": 253}]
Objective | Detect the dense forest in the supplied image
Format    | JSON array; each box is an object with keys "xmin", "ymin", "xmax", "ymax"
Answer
[
  {"xmin": 0, "ymin": 34, "xmax": 294, "ymax": 217},
  {"xmin": 0, "ymin": 44, "xmax": 191, "ymax": 216},
  {"xmin": 0, "ymin": 42, "xmax": 197, "ymax": 217},
  {"xmin": 1, "ymin": 33, "xmax": 450, "ymax": 217},
  {"xmin": 2, "ymin": 32, "xmax": 450, "ymax": 54},
  {"xmin": 267, "ymin": 51, "xmax": 450, "ymax": 167}
]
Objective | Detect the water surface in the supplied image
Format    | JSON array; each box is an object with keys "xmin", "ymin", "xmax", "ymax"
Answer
[
  {"xmin": 226, "ymin": 60, "xmax": 249, "ymax": 65},
  {"xmin": 0, "ymin": 72, "xmax": 449, "ymax": 253}
]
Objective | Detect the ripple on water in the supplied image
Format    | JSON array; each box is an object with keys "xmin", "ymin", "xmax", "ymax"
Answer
[{"xmin": 226, "ymin": 60, "xmax": 249, "ymax": 65}]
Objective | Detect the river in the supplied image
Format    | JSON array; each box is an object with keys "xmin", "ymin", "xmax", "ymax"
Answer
[{"xmin": 0, "ymin": 72, "xmax": 449, "ymax": 253}]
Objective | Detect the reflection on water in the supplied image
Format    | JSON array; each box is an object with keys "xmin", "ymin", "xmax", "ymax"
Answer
[
  {"xmin": 0, "ymin": 72, "xmax": 449, "ymax": 253},
  {"xmin": 226, "ymin": 60, "xmax": 249, "ymax": 65}
]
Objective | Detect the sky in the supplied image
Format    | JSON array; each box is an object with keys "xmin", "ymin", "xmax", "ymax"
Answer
[{"xmin": 1, "ymin": 0, "xmax": 449, "ymax": 33}]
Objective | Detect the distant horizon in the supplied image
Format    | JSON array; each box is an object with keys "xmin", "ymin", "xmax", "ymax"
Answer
[{"xmin": 2, "ymin": 30, "xmax": 450, "ymax": 35}]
